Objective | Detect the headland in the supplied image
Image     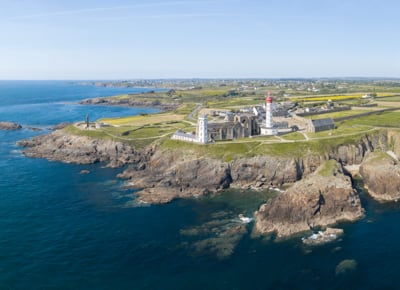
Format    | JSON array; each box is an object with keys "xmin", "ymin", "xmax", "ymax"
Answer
[{"xmin": 16, "ymin": 78, "xmax": 400, "ymax": 239}]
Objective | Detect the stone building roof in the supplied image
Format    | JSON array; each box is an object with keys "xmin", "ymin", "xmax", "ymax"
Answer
[{"xmin": 312, "ymin": 118, "xmax": 334, "ymax": 128}]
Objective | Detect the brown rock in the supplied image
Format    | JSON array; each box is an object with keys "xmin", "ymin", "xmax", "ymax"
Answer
[
  {"xmin": 0, "ymin": 122, "xmax": 22, "ymax": 130},
  {"xmin": 359, "ymin": 151, "xmax": 400, "ymax": 201},
  {"xmin": 17, "ymin": 129, "xmax": 140, "ymax": 167},
  {"xmin": 254, "ymin": 160, "xmax": 364, "ymax": 238}
]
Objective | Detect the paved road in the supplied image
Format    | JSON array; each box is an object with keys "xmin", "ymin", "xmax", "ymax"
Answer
[{"xmin": 188, "ymin": 103, "xmax": 204, "ymax": 120}]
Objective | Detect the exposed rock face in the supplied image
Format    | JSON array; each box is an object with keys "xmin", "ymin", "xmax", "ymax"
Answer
[
  {"xmin": 17, "ymin": 129, "xmax": 140, "ymax": 167},
  {"xmin": 328, "ymin": 134, "xmax": 388, "ymax": 165},
  {"xmin": 17, "ymin": 127, "xmax": 391, "ymax": 206},
  {"xmin": 231, "ymin": 154, "xmax": 325, "ymax": 188},
  {"xmin": 80, "ymin": 97, "xmax": 178, "ymax": 112},
  {"xmin": 0, "ymin": 122, "xmax": 22, "ymax": 130},
  {"xmin": 359, "ymin": 151, "xmax": 400, "ymax": 201},
  {"xmin": 120, "ymin": 147, "xmax": 323, "ymax": 204},
  {"xmin": 254, "ymin": 160, "xmax": 364, "ymax": 238},
  {"xmin": 124, "ymin": 150, "xmax": 233, "ymax": 204},
  {"xmin": 119, "ymin": 133, "xmax": 389, "ymax": 204}
]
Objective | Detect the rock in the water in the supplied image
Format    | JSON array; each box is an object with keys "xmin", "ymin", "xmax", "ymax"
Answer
[
  {"xmin": 180, "ymin": 211, "xmax": 248, "ymax": 259},
  {"xmin": 254, "ymin": 160, "xmax": 364, "ymax": 238},
  {"xmin": 26, "ymin": 127, "xmax": 42, "ymax": 132},
  {"xmin": 0, "ymin": 122, "xmax": 22, "ymax": 130},
  {"xmin": 79, "ymin": 170, "xmax": 90, "ymax": 175},
  {"xmin": 302, "ymin": 227, "xmax": 344, "ymax": 246},
  {"xmin": 360, "ymin": 151, "xmax": 400, "ymax": 201},
  {"xmin": 335, "ymin": 259, "xmax": 357, "ymax": 275}
]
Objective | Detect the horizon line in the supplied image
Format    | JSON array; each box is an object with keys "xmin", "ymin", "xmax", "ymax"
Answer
[{"xmin": 1, "ymin": 76, "xmax": 400, "ymax": 81}]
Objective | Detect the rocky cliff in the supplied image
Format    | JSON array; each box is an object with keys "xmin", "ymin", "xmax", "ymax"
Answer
[
  {"xmin": 17, "ymin": 126, "xmax": 400, "ymax": 238},
  {"xmin": 253, "ymin": 160, "xmax": 364, "ymax": 238},
  {"xmin": 327, "ymin": 133, "xmax": 388, "ymax": 165},
  {"xmin": 18, "ymin": 127, "xmax": 390, "ymax": 204},
  {"xmin": 17, "ymin": 129, "xmax": 142, "ymax": 167},
  {"xmin": 359, "ymin": 151, "xmax": 400, "ymax": 201},
  {"xmin": 118, "ymin": 132, "xmax": 388, "ymax": 204}
]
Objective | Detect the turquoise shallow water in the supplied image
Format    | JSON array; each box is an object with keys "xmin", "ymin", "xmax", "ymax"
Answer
[{"xmin": 1, "ymin": 81, "xmax": 400, "ymax": 289}]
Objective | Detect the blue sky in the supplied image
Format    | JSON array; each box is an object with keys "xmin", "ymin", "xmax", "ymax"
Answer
[{"xmin": 0, "ymin": 0, "xmax": 399, "ymax": 79}]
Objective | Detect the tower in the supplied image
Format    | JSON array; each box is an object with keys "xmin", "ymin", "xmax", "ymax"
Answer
[
  {"xmin": 197, "ymin": 115, "xmax": 208, "ymax": 144},
  {"xmin": 265, "ymin": 91, "xmax": 273, "ymax": 128},
  {"xmin": 260, "ymin": 91, "xmax": 278, "ymax": 135}
]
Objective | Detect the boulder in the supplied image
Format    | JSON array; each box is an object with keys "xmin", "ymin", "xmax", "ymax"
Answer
[{"xmin": 0, "ymin": 122, "xmax": 22, "ymax": 130}]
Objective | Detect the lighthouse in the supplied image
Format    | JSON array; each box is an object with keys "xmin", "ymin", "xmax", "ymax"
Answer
[
  {"xmin": 197, "ymin": 114, "xmax": 208, "ymax": 144},
  {"xmin": 265, "ymin": 91, "xmax": 274, "ymax": 129},
  {"xmin": 260, "ymin": 91, "xmax": 278, "ymax": 135}
]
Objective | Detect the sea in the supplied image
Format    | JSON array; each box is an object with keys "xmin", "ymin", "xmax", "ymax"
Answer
[{"xmin": 1, "ymin": 81, "xmax": 400, "ymax": 290}]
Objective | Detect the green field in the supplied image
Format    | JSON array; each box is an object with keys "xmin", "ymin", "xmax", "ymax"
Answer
[
  {"xmin": 101, "ymin": 113, "xmax": 185, "ymax": 126},
  {"xmin": 304, "ymin": 109, "xmax": 372, "ymax": 120},
  {"xmin": 340, "ymin": 111, "xmax": 400, "ymax": 128},
  {"xmin": 63, "ymin": 80, "xmax": 400, "ymax": 156},
  {"xmin": 280, "ymin": 132, "xmax": 306, "ymax": 141},
  {"xmin": 65, "ymin": 120, "xmax": 194, "ymax": 149},
  {"xmin": 160, "ymin": 129, "xmax": 383, "ymax": 161},
  {"xmin": 376, "ymin": 96, "xmax": 400, "ymax": 102}
]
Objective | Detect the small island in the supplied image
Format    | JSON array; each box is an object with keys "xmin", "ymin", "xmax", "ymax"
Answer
[
  {"xmin": 18, "ymin": 78, "xmax": 400, "ymax": 239},
  {"xmin": 0, "ymin": 122, "xmax": 22, "ymax": 130}
]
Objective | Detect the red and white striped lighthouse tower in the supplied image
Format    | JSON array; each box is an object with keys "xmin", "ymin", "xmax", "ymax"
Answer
[
  {"xmin": 265, "ymin": 91, "xmax": 273, "ymax": 129},
  {"xmin": 260, "ymin": 91, "xmax": 278, "ymax": 135}
]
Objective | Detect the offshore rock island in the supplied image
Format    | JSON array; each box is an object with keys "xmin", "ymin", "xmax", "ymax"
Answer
[{"xmin": 17, "ymin": 78, "xmax": 400, "ymax": 239}]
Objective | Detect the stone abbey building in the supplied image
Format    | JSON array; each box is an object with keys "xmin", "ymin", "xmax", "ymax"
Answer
[{"xmin": 208, "ymin": 114, "xmax": 260, "ymax": 141}]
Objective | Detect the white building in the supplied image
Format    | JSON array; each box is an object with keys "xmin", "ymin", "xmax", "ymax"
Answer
[
  {"xmin": 171, "ymin": 115, "xmax": 209, "ymax": 144},
  {"xmin": 260, "ymin": 92, "xmax": 278, "ymax": 136},
  {"xmin": 171, "ymin": 130, "xmax": 197, "ymax": 143}
]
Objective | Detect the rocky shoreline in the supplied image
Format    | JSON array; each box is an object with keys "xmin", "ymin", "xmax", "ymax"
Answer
[
  {"xmin": 79, "ymin": 97, "xmax": 178, "ymax": 112},
  {"xmin": 253, "ymin": 160, "xmax": 364, "ymax": 238},
  {"xmin": 16, "ymin": 126, "xmax": 400, "ymax": 239},
  {"xmin": 0, "ymin": 121, "xmax": 22, "ymax": 130},
  {"xmin": 17, "ymin": 129, "xmax": 146, "ymax": 168}
]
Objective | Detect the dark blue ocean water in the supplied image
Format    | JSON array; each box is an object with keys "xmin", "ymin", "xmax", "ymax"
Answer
[{"xmin": 1, "ymin": 81, "xmax": 400, "ymax": 289}]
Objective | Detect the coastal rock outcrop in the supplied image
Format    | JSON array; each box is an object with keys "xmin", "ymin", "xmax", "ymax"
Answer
[
  {"xmin": 120, "ymin": 133, "xmax": 388, "ymax": 204},
  {"xmin": 328, "ymin": 134, "xmax": 388, "ymax": 165},
  {"xmin": 119, "ymin": 147, "xmax": 323, "ymax": 204},
  {"xmin": 17, "ymin": 129, "xmax": 140, "ymax": 167},
  {"xmin": 124, "ymin": 150, "xmax": 232, "ymax": 204},
  {"xmin": 80, "ymin": 97, "xmax": 178, "ymax": 112},
  {"xmin": 0, "ymin": 121, "xmax": 22, "ymax": 130},
  {"xmin": 230, "ymin": 155, "xmax": 322, "ymax": 188},
  {"xmin": 254, "ymin": 160, "xmax": 364, "ymax": 238},
  {"xmin": 359, "ymin": 151, "xmax": 400, "ymax": 201}
]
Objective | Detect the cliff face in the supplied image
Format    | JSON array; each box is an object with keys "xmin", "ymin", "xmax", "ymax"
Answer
[
  {"xmin": 328, "ymin": 134, "xmax": 388, "ymax": 165},
  {"xmin": 253, "ymin": 160, "xmax": 364, "ymax": 238},
  {"xmin": 17, "ymin": 130, "xmax": 141, "ymax": 168},
  {"xmin": 17, "ymin": 128, "xmax": 393, "ymax": 205},
  {"xmin": 17, "ymin": 127, "xmax": 400, "ymax": 238},
  {"xmin": 121, "ymin": 149, "xmax": 233, "ymax": 204},
  {"xmin": 359, "ymin": 152, "xmax": 400, "ymax": 201},
  {"xmin": 120, "ymin": 132, "xmax": 387, "ymax": 204}
]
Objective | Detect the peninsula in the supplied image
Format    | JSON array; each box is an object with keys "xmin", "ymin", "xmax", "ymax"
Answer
[{"xmin": 17, "ymin": 78, "xmax": 400, "ymax": 239}]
